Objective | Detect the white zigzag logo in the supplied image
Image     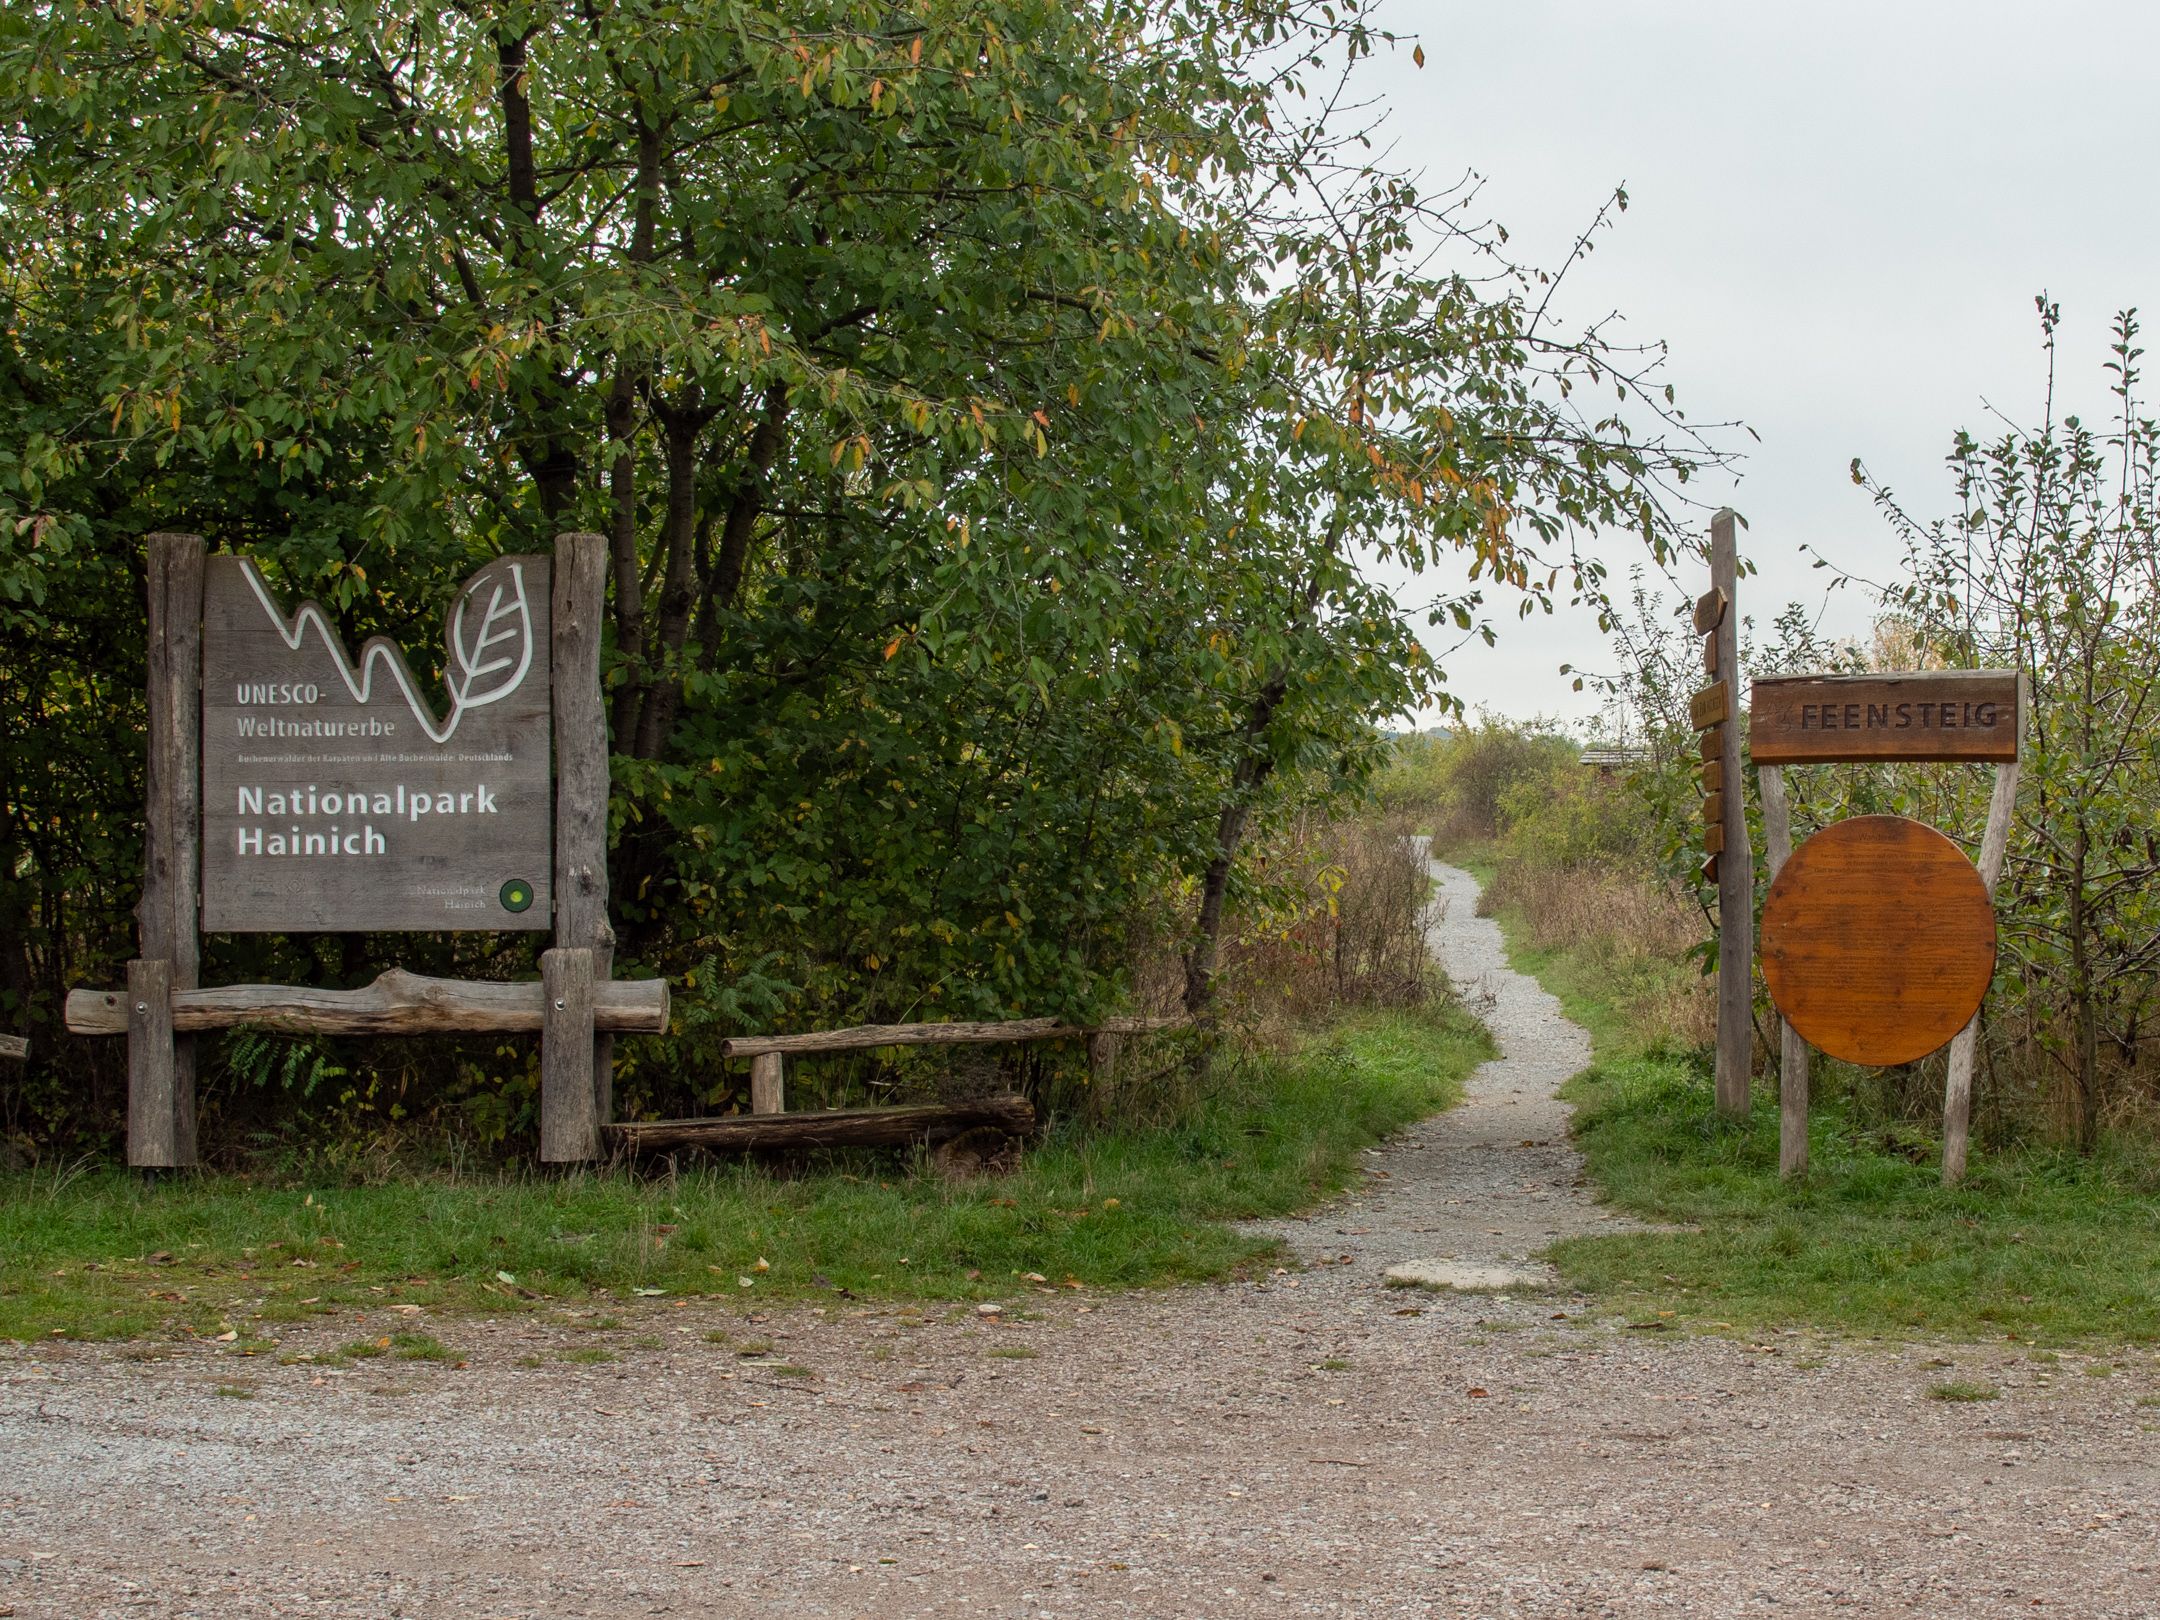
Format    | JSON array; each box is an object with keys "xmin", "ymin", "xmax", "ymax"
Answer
[{"xmin": 237, "ymin": 559, "xmax": 535, "ymax": 744}]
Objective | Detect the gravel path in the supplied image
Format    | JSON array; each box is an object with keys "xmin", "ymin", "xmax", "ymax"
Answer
[
  {"xmin": 1248, "ymin": 853, "xmax": 1638, "ymax": 1284},
  {"xmin": 5, "ymin": 860, "xmax": 2157, "ymax": 1619}
]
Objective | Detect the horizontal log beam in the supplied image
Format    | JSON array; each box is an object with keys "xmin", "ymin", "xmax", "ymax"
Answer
[
  {"xmin": 609, "ymin": 1094, "xmax": 1036, "ymax": 1154},
  {"xmin": 719, "ymin": 1013, "xmax": 1187, "ymax": 1059},
  {"xmin": 66, "ymin": 968, "xmax": 668, "ymax": 1038},
  {"xmin": 0, "ymin": 1034, "xmax": 25, "ymax": 1061}
]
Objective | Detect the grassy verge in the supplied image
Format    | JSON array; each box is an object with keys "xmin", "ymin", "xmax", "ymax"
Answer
[
  {"xmin": 0, "ymin": 1006, "xmax": 1490, "ymax": 1343},
  {"xmin": 1485, "ymin": 890, "xmax": 2160, "ymax": 1346}
]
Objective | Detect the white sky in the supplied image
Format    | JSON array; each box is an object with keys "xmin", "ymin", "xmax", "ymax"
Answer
[{"xmin": 1356, "ymin": 0, "xmax": 2160, "ymax": 726}]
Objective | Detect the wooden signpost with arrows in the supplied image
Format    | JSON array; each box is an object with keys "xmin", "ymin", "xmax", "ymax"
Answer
[
  {"xmin": 1693, "ymin": 511, "xmax": 1753, "ymax": 1119},
  {"xmin": 1686, "ymin": 510, "xmax": 2020, "ymax": 1178}
]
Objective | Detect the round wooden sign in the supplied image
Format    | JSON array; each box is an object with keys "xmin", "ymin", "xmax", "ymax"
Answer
[{"xmin": 1759, "ymin": 815, "xmax": 1996, "ymax": 1067}]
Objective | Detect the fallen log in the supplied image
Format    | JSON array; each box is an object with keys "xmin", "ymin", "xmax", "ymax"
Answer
[
  {"xmin": 607, "ymin": 1093, "xmax": 1035, "ymax": 1154},
  {"xmin": 719, "ymin": 1013, "xmax": 1185, "ymax": 1059},
  {"xmin": 0, "ymin": 1034, "xmax": 25, "ymax": 1061},
  {"xmin": 65, "ymin": 968, "xmax": 669, "ymax": 1038}
]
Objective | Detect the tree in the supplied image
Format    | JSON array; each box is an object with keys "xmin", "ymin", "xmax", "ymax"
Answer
[
  {"xmin": 1852, "ymin": 301, "xmax": 2160, "ymax": 1150},
  {"xmin": 1, "ymin": 0, "xmax": 1707, "ymax": 1146}
]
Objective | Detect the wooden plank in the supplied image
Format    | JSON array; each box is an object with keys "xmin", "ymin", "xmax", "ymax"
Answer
[
  {"xmin": 1943, "ymin": 748, "xmax": 2022, "ymax": 1185},
  {"xmin": 126, "ymin": 959, "xmax": 179, "ymax": 1168},
  {"xmin": 750, "ymin": 1052, "xmax": 786, "ymax": 1115},
  {"xmin": 1702, "ymin": 634, "xmax": 1718, "ymax": 676},
  {"xmin": 1750, "ymin": 671, "xmax": 2019, "ymax": 765},
  {"xmin": 66, "ymin": 968, "xmax": 667, "ymax": 1037},
  {"xmin": 139, "ymin": 533, "xmax": 203, "ymax": 1166},
  {"xmin": 1700, "ymin": 852, "xmax": 1719, "ymax": 886},
  {"xmin": 609, "ymin": 1094, "xmax": 1035, "ymax": 1154},
  {"xmin": 540, "ymin": 948, "xmax": 599, "ymax": 1162},
  {"xmin": 552, "ymin": 531, "xmax": 614, "ymax": 1137},
  {"xmin": 1699, "ymin": 729, "xmax": 1720, "ymax": 763},
  {"xmin": 199, "ymin": 553, "xmax": 554, "ymax": 931},
  {"xmin": 1699, "ymin": 758, "xmax": 1724, "ymax": 795},
  {"xmin": 1700, "ymin": 791, "xmax": 1725, "ymax": 828},
  {"xmin": 1689, "ymin": 680, "xmax": 1731, "ymax": 731},
  {"xmin": 1760, "ymin": 815, "xmax": 1996, "ymax": 1068},
  {"xmin": 0, "ymin": 1034, "xmax": 25, "ymax": 1062},
  {"xmin": 1759, "ymin": 765, "xmax": 1810, "ymax": 1179},
  {"xmin": 1711, "ymin": 510, "xmax": 1754, "ymax": 1118},
  {"xmin": 1703, "ymin": 820, "xmax": 1725, "ymax": 857},
  {"xmin": 721, "ymin": 1014, "xmax": 1188, "ymax": 1059},
  {"xmin": 1692, "ymin": 587, "xmax": 1728, "ymax": 635}
]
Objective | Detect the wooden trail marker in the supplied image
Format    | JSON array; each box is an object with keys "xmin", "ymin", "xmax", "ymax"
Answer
[
  {"xmin": 1759, "ymin": 816, "xmax": 1997, "ymax": 1068},
  {"xmin": 1688, "ymin": 680, "xmax": 1731, "ymax": 731},
  {"xmin": 1751, "ymin": 672, "xmax": 2019, "ymax": 765},
  {"xmin": 1703, "ymin": 512, "xmax": 1752, "ymax": 1117},
  {"xmin": 77, "ymin": 530, "xmax": 647, "ymax": 1166}
]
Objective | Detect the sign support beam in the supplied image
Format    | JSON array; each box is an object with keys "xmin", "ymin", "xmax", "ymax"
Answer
[
  {"xmin": 547, "ymin": 531, "xmax": 614, "ymax": 1159},
  {"xmin": 132, "ymin": 532, "xmax": 205, "ymax": 1168},
  {"xmin": 1941, "ymin": 715, "xmax": 2023, "ymax": 1186},
  {"xmin": 1758, "ymin": 765, "xmax": 1810, "ymax": 1176}
]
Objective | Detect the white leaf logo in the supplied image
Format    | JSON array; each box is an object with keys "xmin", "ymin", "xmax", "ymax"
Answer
[{"xmin": 447, "ymin": 562, "xmax": 535, "ymax": 715}]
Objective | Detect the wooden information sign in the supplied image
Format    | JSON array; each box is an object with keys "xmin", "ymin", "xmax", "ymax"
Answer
[
  {"xmin": 1759, "ymin": 815, "xmax": 1996, "ymax": 1068},
  {"xmin": 69, "ymin": 530, "xmax": 641, "ymax": 1168},
  {"xmin": 1750, "ymin": 671, "xmax": 2019, "ymax": 765},
  {"xmin": 201, "ymin": 556, "xmax": 553, "ymax": 932}
]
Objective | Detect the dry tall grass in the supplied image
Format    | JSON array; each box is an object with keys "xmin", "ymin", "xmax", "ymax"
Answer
[{"xmin": 1480, "ymin": 861, "xmax": 1714, "ymax": 1049}]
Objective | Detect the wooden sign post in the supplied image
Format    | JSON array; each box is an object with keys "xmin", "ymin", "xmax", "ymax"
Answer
[
  {"xmin": 1748, "ymin": 670, "xmax": 2023, "ymax": 1182},
  {"xmin": 1692, "ymin": 511, "xmax": 1753, "ymax": 1119},
  {"xmin": 69, "ymin": 531, "xmax": 659, "ymax": 1167}
]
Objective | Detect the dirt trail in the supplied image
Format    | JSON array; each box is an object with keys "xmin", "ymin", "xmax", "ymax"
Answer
[
  {"xmin": 1248, "ymin": 852, "xmax": 1635, "ymax": 1284},
  {"xmin": 5, "ymin": 863, "xmax": 2158, "ymax": 1619}
]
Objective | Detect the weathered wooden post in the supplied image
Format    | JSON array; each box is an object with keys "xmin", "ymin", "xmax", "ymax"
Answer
[
  {"xmin": 1757, "ymin": 765, "xmax": 1810, "ymax": 1176},
  {"xmin": 749, "ymin": 1052, "xmax": 786, "ymax": 1115},
  {"xmin": 544, "ymin": 531, "xmax": 613, "ymax": 1161},
  {"xmin": 1941, "ymin": 679, "xmax": 2024, "ymax": 1186},
  {"xmin": 132, "ymin": 532, "xmax": 206, "ymax": 1168},
  {"xmin": 1692, "ymin": 510, "xmax": 1753, "ymax": 1118}
]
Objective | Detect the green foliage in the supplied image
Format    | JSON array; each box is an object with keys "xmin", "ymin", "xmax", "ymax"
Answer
[
  {"xmin": 1482, "ymin": 874, "xmax": 2160, "ymax": 1346},
  {"xmin": 1554, "ymin": 1045, "xmax": 2160, "ymax": 1344},
  {"xmin": 0, "ymin": 0, "xmax": 1702, "ymax": 1157},
  {"xmin": 0, "ymin": 1005, "xmax": 1490, "ymax": 1339},
  {"xmin": 1846, "ymin": 304, "xmax": 2160, "ymax": 1148}
]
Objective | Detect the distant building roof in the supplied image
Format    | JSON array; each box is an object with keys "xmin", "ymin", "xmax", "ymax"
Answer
[{"xmin": 1579, "ymin": 745, "xmax": 1650, "ymax": 769}]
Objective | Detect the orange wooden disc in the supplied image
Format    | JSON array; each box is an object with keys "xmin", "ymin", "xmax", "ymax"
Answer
[{"xmin": 1759, "ymin": 815, "xmax": 1996, "ymax": 1067}]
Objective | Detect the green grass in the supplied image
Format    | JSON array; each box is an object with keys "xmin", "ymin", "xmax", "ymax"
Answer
[
  {"xmin": 1482, "ymin": 892, "xmax": 2160, "ymax": 1346},
  {"xmin": 0, "ymin": 1006, "xmax": 1490, "ymax": 1342},
  {"xmin": 1927, "ymin": 1381, "xmax": 2000, "ymax": 1402}
]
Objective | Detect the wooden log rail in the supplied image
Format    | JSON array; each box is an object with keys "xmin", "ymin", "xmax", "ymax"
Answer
[
  {"xmin": 720, "ymin": 1014, "xmax": 1185, "ymax": 1059},
  {"xmin": 0, "ymin": 1034, "xmax": 25, "ymax": 1061},
  {"xmin": 610, "ymin": 1094, "xmax": 1035, "ymax": 1154},
  {"xmin": 66, "ymin": 967, "xmax": 668, "ymax": 1038}
]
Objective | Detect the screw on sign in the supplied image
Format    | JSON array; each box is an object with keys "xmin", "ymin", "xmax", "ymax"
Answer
[{"xmin": 1759, "ymin": 815, "xmax": 1997, "ymax": 1068}]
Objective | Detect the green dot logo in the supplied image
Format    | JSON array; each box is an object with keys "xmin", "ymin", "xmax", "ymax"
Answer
[{"xmin": 499, "ymin": 878, "xmax": 535, "ymax": 914}]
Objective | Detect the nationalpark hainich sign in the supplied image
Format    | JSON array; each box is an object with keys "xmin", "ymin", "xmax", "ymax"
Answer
[
  {"xmin": 1749, "ymin": 670, "xmax": 2020, "ymax": 765},
  {"xmin": 200, "ymin": 554, "xmax": 553, "ymax": 932}
]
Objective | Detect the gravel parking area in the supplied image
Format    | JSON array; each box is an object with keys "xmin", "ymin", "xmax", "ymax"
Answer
[{"xmin": 4, "ymin": 861, "xmax": 2155, "ymax": 1619}]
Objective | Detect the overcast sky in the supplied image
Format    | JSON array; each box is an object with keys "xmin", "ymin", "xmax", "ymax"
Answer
[{"xmin": 1353, "ymin": 0, "xmax": 2160, "ymax": 727}]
